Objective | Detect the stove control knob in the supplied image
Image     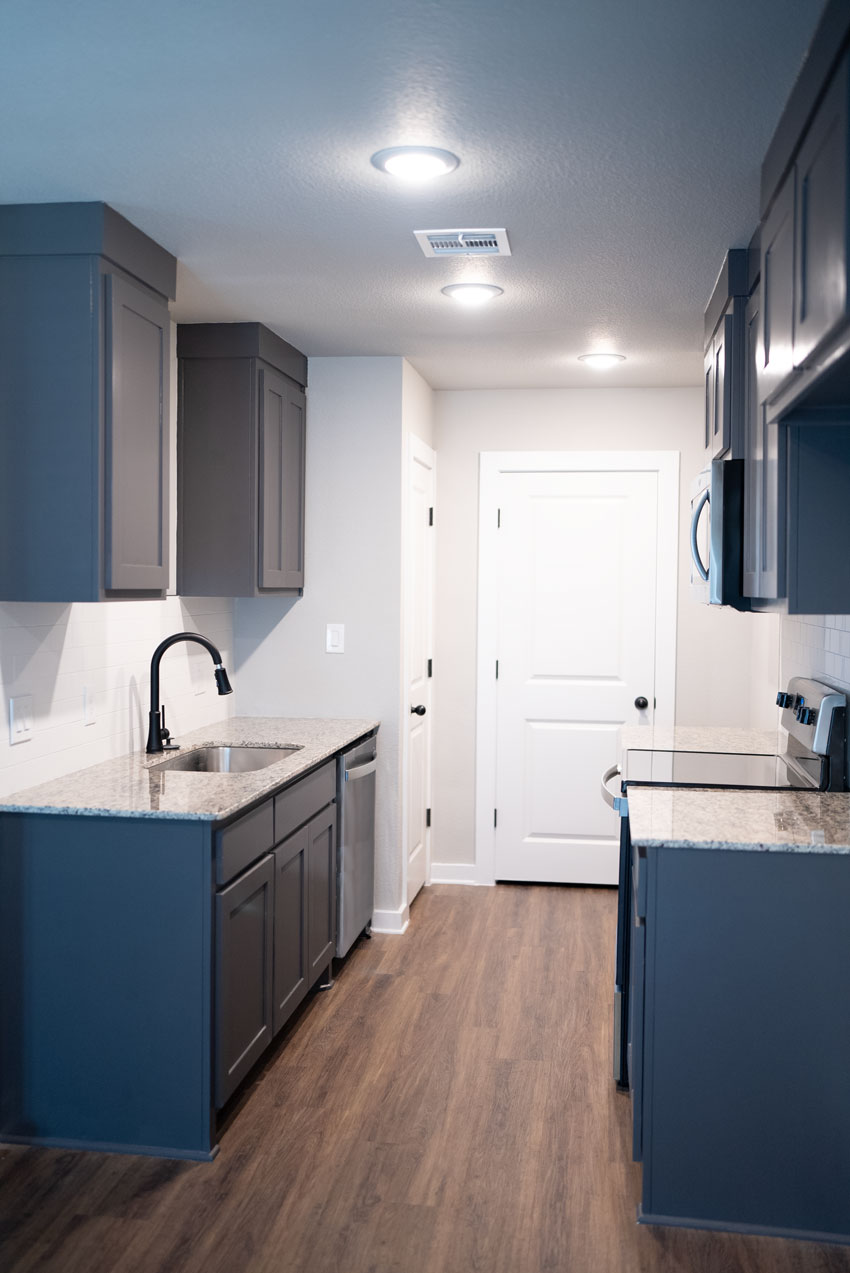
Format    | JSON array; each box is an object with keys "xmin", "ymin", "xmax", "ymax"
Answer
[
  {"xmin": 776, "ymin": 692, "xmax": 794, "ymax": 708},
  {"xmin": 796, "ymin": 706, "xmax": 818, "ymax": 726}
]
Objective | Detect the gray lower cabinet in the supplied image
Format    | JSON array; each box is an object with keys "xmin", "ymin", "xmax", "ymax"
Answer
[
  {"xmin": 177, "ymin": 322, "xmax": 307, "ymax": 597},
  {"xmin": 631, "ymin": 842, "xmax": 850, "ymax": 1241},
  {"xmin": 215, "ymin": 853, "xmax": 275, "ymax": 1108},
  {"xmin": 214, "ymin": 761, "xmax": 337, "ymax": 1107},
  {"xmin": 0, "ymin": 202, "xmax": 176, "ymax": 601}
]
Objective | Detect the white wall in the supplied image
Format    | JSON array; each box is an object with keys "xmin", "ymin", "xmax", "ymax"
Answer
[
  {"xmin": 430, "ymin": 387, "xmax": 779, "ymax": 868},
  {"xmin": 0, "ymin": 596, "xmax": 235, "ymax": 797},
  {"xmin": 234, "ymin": 356, "xmax": 412, "ymax": 925}
]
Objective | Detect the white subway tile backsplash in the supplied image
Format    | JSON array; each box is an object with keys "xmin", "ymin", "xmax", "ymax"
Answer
[
  {"xmin": 0, "ymin": 596, "xmax": 235, "ymax": 798},
  {"xmin": 782, "ymin": 612, "xmax": 850, "ymax": 695}
]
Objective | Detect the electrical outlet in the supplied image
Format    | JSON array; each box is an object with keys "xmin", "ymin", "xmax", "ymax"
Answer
[
  {"xmin": 9, "ymin": 695, "xmax": 34, "ymax": 745},
  {"xmin": 326, "ymin": 623, "xmax": 345, "ymax": 654}
]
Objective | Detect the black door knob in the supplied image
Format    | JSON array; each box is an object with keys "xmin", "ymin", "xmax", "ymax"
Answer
[
  {"xmin": 411, "ymin": 704, "xmax": 427, "ymax": 716},
  {"xmin": 634, "ymin": 696, "xmax": 649, "ymax": 710}
]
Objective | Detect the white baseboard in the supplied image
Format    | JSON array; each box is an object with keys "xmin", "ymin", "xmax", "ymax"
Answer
[
  {"xmin": 429, "ymin": 862, "xmax": 491, "ymax": 886},
  {"xmin": 371, "ymin": 903, "xmax": 410, "ymax": 935}
]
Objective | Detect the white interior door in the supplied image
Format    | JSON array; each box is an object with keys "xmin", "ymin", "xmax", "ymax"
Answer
[
  {"xmin": 405, "ymin": 437, "xmax": 435, "ymax": 904},
  {"xmin": 494, "ymin": 467, "xmax": 660, "ymax": 884}
]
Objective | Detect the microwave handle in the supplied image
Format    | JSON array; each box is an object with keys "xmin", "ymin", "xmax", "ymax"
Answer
[{"xmin": 690, "ymin": 488, "xmax": 710, "ymax": 582}]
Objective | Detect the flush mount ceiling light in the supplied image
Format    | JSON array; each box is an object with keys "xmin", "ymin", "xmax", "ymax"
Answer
[
  {"xmin": 370, "ymin": 146, "xmax": 460, "ymax": 180},
  {"xmin": 578, "ymin": 352, "xmax": 626, "ymax": 370},
  {"xmin": 441, "ymin": 283, "xmax": 504, "ymax": 307}
]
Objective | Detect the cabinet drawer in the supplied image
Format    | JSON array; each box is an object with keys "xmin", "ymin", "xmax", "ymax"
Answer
[
  {"xmin": 274, "ymin": 760, "xmax": 335, "ymax": 843},
  {"xmin": 215, "ymin": 798, "xmax": 275, "ymax": 886}
]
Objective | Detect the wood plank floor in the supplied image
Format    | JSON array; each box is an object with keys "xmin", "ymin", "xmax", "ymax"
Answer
[{"xmin": 1, "ymin": 883, "xmax": 849, "ymax": 1273}]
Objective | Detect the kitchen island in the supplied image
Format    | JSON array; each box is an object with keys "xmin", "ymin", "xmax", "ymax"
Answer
[
  {"xmin": 0, "ymin": 717, "xmax": 378, "ymax": 1160},
  {"xmin": 626, "ymin": 784, "xmax": 850, "ymax": 1244}
]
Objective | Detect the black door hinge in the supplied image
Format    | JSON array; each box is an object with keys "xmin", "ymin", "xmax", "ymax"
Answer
[
  {"xmin": 495, "ymin": 659, "xmax": 499, "ymax": 680},
  {"xmin": 497, "ymin": 508, "xmax": 501, "ymax": 528},
  {"xmin": 427, "ymin": 658, "xmax": 433, "ymax": 678},
  {"xmin": 494, "ymin": 808, "xmax": 498, "ymax": 828},
  {"xmin": 426, "ymin": 807, "xmax": 431, "ymax": 828},
  {"xmin": 429, "ymin": 506, "xmax": 434, "ymax": 526}
]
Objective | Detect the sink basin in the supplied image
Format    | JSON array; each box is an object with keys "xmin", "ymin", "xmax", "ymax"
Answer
[{"xmin": 152, "ymin": 745, "xmax": 302, "ymax": 774}]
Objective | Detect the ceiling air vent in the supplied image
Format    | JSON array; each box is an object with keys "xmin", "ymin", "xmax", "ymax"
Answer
[{"xmin": 414, "ymin": 228, "xmax": 511, "ymax": 258}]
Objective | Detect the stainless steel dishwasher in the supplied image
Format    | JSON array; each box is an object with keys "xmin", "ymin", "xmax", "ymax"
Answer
[{"xmin": 336, "ymin": 733, "xmax": 378, "ymax": 957}]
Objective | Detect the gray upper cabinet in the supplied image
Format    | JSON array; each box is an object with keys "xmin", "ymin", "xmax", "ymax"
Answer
[
  {"xmin": 177, "ymin": 323, "xmax": 307, "ymax": 598},
  {"xmin": 756, "ymin": 43, "xmax": 850, "ymax": 417},
  {"xmin": 702, "ymin": 250, "xmax": 748, "ymax": 465},
  {"xmin": 793, "ymin": 51, "xmax": 849, "ymax": 371},
  {"xmin": 0, "ymin": 202, "xmax": 176, "ymax": 602}
]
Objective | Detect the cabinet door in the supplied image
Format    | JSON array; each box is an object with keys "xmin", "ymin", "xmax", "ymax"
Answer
[
  {"xmin": 273, "ymin": 826, "xmax": 309, "ymax": 1034},
  {"xmin": 258, "ymin": 366, "xmax": 306, "ymax": 591},
  {"xmin": 742, "ymin": 289, "xmax": 762, "ymax": 597},
  {"xmin": 703, "ymin": 346, "xmax": 715, "ymax": 457},
  {"xmin": 104, "ymin": 273, "xmax": 170, "ymax": 592},
  {"xmin": 215, "ymin": 854, "xmax": 274, "ymax": 1107},
  {"xmin": 307, "ymin": 804, "xmax": 336, "ymax": 981},
  {"xmin": 794, "ymin": 53, "xmax": 849, "ymax": 368},
  {"xmin": 758, "ymin": 173, "xmax": 796, "ymax": 407}
]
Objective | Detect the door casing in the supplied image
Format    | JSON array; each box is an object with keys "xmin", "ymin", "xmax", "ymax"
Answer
[{"xmin": 475, "ymin": 450, "xmax": 679, "ymax": 887}]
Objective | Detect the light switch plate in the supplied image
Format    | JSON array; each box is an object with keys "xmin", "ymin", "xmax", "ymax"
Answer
[
  {"xmin": 326, "ymin": 623, "xmax": 345, "ymax": 654},
  {"xmin": 9, "ymin": 694, "xmax": 34, "ymax": 745}
]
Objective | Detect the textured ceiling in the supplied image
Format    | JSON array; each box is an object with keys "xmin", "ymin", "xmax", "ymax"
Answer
[{"xmin": 0, "ymin": 0, "xmax": 826, "ymax": 389}]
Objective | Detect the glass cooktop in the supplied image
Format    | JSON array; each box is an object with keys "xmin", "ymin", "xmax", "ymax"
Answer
[{"xmin": 623, "ymin": 749, "xmax": 804, "ymax": 790}]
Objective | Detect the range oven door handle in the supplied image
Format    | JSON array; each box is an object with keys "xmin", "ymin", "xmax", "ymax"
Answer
[
  {"xmin": 690, "ymin": 487, "xmax": 710, "ymax": 582},
  {"xmin": 601, "ymin": 763, "xmax": 627, "ymax": 815}
]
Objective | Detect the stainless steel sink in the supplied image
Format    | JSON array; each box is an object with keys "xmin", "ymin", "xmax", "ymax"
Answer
[{"xmin": 152, "ymin": 745, "xmax": 302, "ymax": 773}]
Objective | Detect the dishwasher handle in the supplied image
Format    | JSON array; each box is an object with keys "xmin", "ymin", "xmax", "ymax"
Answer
[{"xmin": 344, "ymin": 757, "xmax": 377, "ymax": 781}]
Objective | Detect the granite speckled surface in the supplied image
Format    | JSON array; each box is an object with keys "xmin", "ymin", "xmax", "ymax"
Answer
[
  {"xmin": 627, "ymin": 786, "xmax": 850, "ymax": 853},
  {"xmin": 0, "ymin": 717, "xmax": 379, "ymax": 822},
  {"xmin": 619, "ymin": 724, "xmax": 781, "ymax": 756}
]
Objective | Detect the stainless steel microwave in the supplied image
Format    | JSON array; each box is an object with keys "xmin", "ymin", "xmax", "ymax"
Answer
[{"xmin": 689, "ymin": 459, "xmax": 750, "ymax": 610}]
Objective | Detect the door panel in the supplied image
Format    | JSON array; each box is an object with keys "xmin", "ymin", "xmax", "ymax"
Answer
[
  {"xmin": 306, "ymin": 807, "xmax": 335, "ymax": 979},
  {"xmin": 495, "ymin": 469, "xmax": 658, "ymax": 884},
  {"xmin": 104, "ymin": 273, "xmax": 169, "ymax": 592},
  {"xmin": 259, "ymin": 367, "xmax": 305, "ymax": 590}
]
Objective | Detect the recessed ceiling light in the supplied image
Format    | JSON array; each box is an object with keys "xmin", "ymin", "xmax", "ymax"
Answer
[
  {"xmin": 578, "ymin": 353, "xmax": 626, "ymax": 370},
  {"xmin": 370, "ymin": 146, "xmax": 460, "ymax": 181},
  {"xmin": 441, "ymin": 283, "xmax": 504, "ymax": 307}
]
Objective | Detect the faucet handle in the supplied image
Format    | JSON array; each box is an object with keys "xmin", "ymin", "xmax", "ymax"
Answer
[{"xmin": 160, "ymin": 707, "xmax": 179, "ymax": 751}]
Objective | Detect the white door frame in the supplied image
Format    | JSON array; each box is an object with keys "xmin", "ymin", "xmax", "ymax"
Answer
[
  {"xmin": 400, "ymin": 433, "xmax": 436, "ymax": 911},
  {"xmin": 475, "ymin": 450, "xmax": 680, "ymax": 887}
]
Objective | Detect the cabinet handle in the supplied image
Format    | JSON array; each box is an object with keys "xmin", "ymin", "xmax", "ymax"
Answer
[{"xmin": 690, "ymin": 488, "xmax": 710, "ymax": 582}]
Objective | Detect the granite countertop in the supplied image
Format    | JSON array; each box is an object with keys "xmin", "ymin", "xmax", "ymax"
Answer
[
  {"xmin": 619, "ymin": 724, "xmax": 781, "ymax": 756},
  {"xmin": 0, "ymin": 717, "xmax": 379, "ymax": 822},
  {"xmin": 627, "ymin": 785, "xmax": 850, "ymax": 854}
]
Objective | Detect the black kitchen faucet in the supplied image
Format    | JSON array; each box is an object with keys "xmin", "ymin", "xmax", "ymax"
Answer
[{"xmin": 146, "ymin": 631, "xmax": 233, "ymax": 754}]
